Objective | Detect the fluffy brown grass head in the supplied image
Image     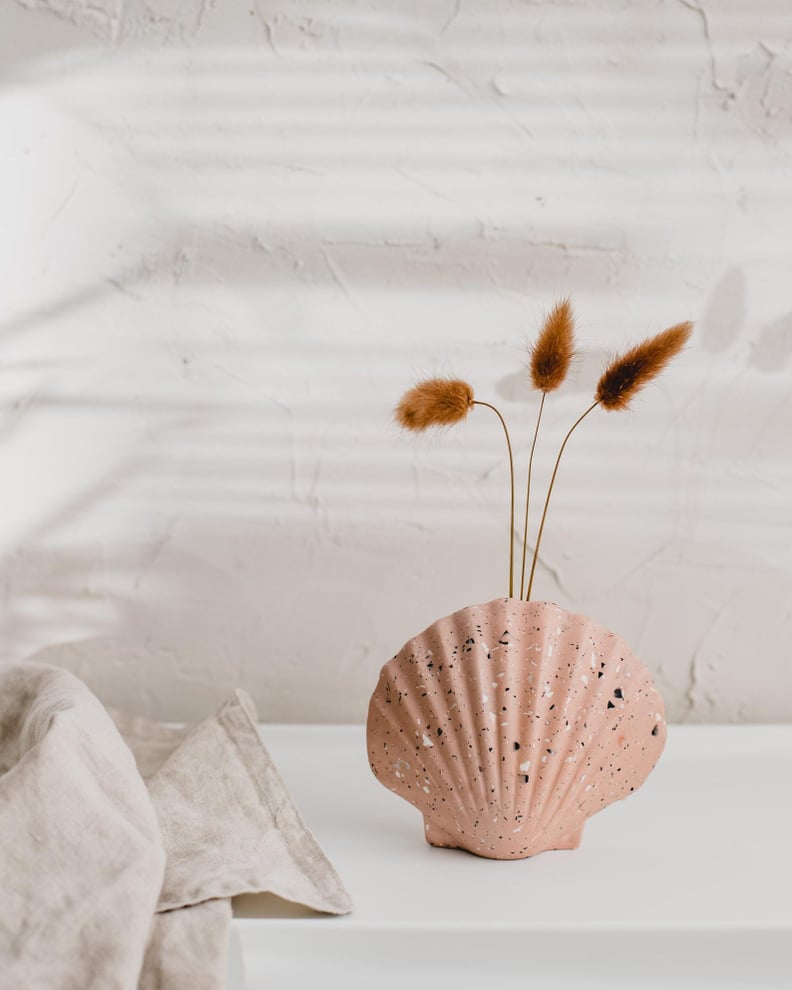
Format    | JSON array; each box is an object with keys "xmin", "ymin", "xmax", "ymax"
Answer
[
  {"xmin": 596, "ymin": 321, "xmax": 693, "ymax": 411},
  {"xmin": 395, "ymin": 378, "xmax": 475, "ymax": 431},
  {"xmin": 530, "ymin": 298, "xmax": 575, "ymax": 392}
]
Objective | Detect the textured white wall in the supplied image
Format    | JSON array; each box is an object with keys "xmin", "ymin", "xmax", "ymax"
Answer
[{"xmin": 0, "ymin": 0, "xmax": 790, "ymax": 723}]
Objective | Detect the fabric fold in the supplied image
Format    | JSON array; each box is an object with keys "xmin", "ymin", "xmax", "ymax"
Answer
[
  {"xmin": 0, "ymin": 664, "xmax": 351, "ymax": 990},
  {"xmin": 114, "ymin": 688, "xmax": 352, "ymax": 917},
  {"xmin": 0, "ymin": 665, "xmax": 166, "ymax": 990}
]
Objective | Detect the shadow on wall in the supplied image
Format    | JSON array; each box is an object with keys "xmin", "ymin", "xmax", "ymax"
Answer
[
  {"xmin": 1, "ymin": 6, "xmax": 791, "ymax": 725},
  {"xmin": 0, "ymin": 373, "xmax": 478, "ymax": 721},
  {"xmin": 8, "ymin": 328, "xmax": 792, "ymax": 728},
  {"xmin": 699, "ymin": 267, "xmax": 792, "ymax": 370},
  {"xmin": 20, "ymin": 527, "xmax": 365, "ymax": 723}
]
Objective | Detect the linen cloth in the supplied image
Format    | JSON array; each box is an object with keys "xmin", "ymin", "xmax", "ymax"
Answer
[{"xmin": 0, "ymin": 663, "xmax": 351, "ymax": 990}]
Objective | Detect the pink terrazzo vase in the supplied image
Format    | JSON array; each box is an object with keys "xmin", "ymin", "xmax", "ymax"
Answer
[{"xmin": 367, "ymin": 598, "xmax": 667, "ymax": 860}]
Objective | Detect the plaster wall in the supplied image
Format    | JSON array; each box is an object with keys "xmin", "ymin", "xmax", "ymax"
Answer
[{"xmin": 0, "ymin": 0, "xmax": 790, "ymax": 722}]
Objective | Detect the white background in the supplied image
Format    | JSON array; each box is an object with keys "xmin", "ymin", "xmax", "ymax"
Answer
[{"xmin": 0, "ymin": 0, "xmax": 790, "ymax": 722}]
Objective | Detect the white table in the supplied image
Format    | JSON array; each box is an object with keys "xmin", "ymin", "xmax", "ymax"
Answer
[{"xmin": 231, "ymin": 724, "xmax": 792, "ymax": 989}]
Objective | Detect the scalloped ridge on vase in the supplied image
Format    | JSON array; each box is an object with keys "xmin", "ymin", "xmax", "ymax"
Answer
[{"xmin": 367, "ymin": 598, "xmax": 667, "ymax": 860}]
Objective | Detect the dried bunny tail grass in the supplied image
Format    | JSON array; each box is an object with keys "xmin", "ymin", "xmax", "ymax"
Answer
[
  {"xmin": 595, "ymin": 321, "xmax": 693, "ymax": 412},
  {"xmin": 519, "ymin": 298, "xmax": 575, "ymax": 596},
  {"xmin": 530, "ymin": 298, "xmax": 575, "ymax": 392},
  {"xmin": 394, "ymin": 377, "xmax": 516, "ymax": 596},
  {"xmin": 394, "ymin": 377, "xmax": 475, "ymax": 431},
  {"xmin": 526, "ymin": 319, "xmax": 692, "ymax": 599}
]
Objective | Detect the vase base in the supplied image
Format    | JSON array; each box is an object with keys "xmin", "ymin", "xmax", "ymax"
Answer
[{"xmin": 424, "ymin": 818, "xmax": 584, "ymax": 860}]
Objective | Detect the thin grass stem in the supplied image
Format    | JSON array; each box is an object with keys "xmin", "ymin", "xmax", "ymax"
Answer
[
  {"xmin": 519, "ymin": 392, "xmax": 545, "ymax": 599},
  {"xmin": 473, "ymin": 400, "xmax": 515, "ymax": 598},
  {"xmin": 526, "ymin": 401, "xmax": 599, "ymax": 601}
]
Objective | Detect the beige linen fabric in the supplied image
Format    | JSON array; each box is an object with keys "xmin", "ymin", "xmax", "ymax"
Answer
[{"xmin": 0, "ymin": 664, "xmax": 351, "ymax": 990}]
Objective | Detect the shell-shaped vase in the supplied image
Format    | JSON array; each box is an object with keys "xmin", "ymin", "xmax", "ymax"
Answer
[{"xmin": 367, "ymin": 598, "xmax": 666, "ymax": 860}]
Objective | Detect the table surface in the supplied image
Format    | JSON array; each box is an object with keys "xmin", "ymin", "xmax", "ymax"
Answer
[{"xmin": 231, "ymin": 724, "xmax": 792, "ymax": 989}]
